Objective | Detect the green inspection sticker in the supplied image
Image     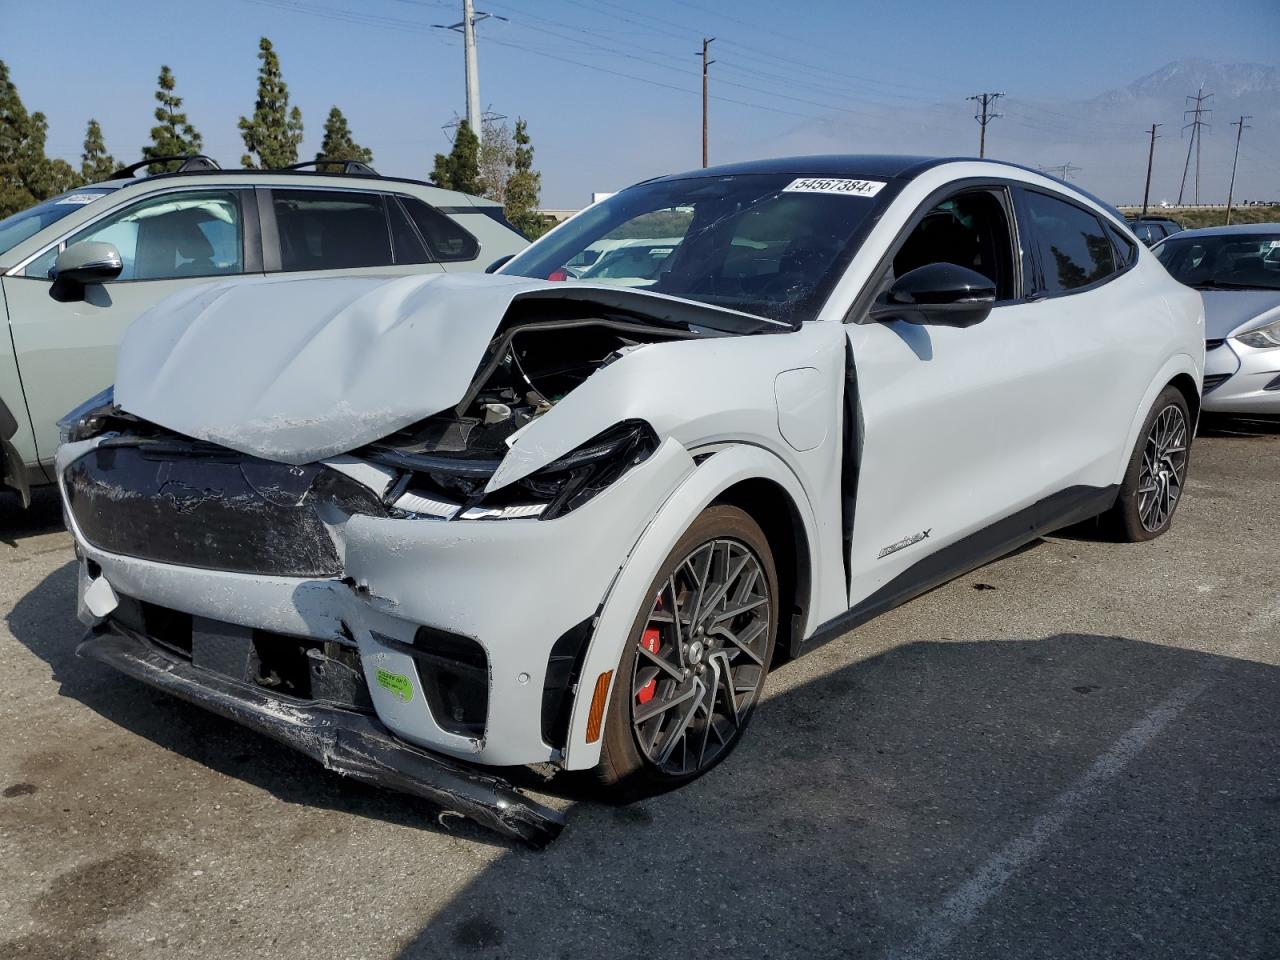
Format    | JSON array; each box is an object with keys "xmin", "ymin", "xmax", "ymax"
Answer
[{"xmin": 376, "ymin": 668, "xmax": 414, "ymax": 703}]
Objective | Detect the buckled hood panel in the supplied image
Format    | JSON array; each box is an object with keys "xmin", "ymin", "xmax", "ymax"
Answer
[{"xmin": 115, "ymin": 273, "xmax": 778, "ymax": 465}]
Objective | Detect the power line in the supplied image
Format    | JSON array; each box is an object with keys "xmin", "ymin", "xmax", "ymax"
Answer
[
  {"xmin": 1177, "ymin": 88, "xmax": 1212, "ymax": 205},
  {"xmin": 1225, "ymin": 115, "xmax": 1252, "ymax": 225},
  {"xmin": 967, "ymin": 92, "xmax": 1003, "ymax": 158}
]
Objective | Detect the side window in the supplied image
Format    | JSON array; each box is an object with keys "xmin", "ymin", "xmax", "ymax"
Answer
[
  {"xmin": 400, "ymin": 197, "xmax": 480, "ymax": 262},
  {"xmin": 891, "ymin": 189, "xmax": 1016, "ymax": 300},
  {"xmin": 26, "ymin": 190, "xmax": 244, "ymax": 281},
  {"xmin": 1105, "ymin": 221, "xmax": 1138, "ymax": 268},
  {"xmin": 272, "ymin": 190, "xmax": 393, "ymax": 271},
  {"xmin": 387, "ymin": 197, "xmax": 432, "ymax": 265},
  {"xmin": 1023, "ymin": 191, "xmax": 1116, "ymax": 294}
]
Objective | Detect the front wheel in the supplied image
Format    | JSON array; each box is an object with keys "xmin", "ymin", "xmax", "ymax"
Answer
[
  {"xmin": 594, "ymin": 505, "xmax": 778, "ymax": 800},
  {"xmin": 1106, "ymin": 386, "xmax": 1192, "ymax": 541}
]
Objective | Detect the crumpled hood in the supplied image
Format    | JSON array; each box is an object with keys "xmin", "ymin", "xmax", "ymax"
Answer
[
  {"xmin": 1201, "ymin": 290, "xmax": 1280, "ymax": 340},
  {"xmin": 116, "ymin": 272, "xmax": 776, "ymax": 465},
  {"xmin": 117, "ymin": 272, "xmax": 560, "ymax": 464}
]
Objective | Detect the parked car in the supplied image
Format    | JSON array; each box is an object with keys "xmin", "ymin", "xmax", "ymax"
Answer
[
  {"xmin": 57, "ymin": 155, "xmax": 1203, "ymax": 845},
  {"xmin": 1153, "ymin": 223, "xmax": 1280, "ymax": 416},
  {"xmin": 0, "ymin": 156, "xmax": 528, "ymax": 506},
  {"xmin": 1126, "ymin": 215, "xmax": 1184, "ymax": 247}
]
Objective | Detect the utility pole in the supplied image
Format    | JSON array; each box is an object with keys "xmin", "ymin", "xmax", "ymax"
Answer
[
  {"xmin": 966, "ymin": 92, "xmax": 1003, "ymax": 158},
  {"xmin": 1177, "ymin": 88, "xmax": 1212, "ymax": 205},
  {"xmin": 1141, "ymin": 123, "xmax": 1161, "ymax": 217},
  {"xmin": 700, "ymin": 38, "xmax": 715, "ymax": 167},
  {"xmin": 1225, "ymin": 115, "xmax": 1252, "ymax": 225},
  {"xmin": 433, "ymin": 1, "xmax": 505, "ymax": 143}
]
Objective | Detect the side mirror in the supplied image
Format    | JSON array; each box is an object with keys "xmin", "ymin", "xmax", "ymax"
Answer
[
  {"xmin": 50, "ymin": 242, "xmax": 123, "ymax": 301},
  {"xmin": 869, "ymin": 262, "xmax": 996, "ymax": 328},
  {"xmin": 485, "ymin": 254, "xmax": 515, "ymax": 274}
]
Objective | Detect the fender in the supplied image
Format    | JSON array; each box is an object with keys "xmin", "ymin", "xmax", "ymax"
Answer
[
  {"xmin": 561, "ymin": 443, "xmax": 832, "ymax": 770},
  {"xmin": 1112, "ymin": 351, "xmax": 1201, "ymax": 487}
]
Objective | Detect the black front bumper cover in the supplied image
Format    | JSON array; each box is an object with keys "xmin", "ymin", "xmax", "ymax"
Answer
[{"xmin": 78, "ymin": 625, "xmax": 565, "ymax": 848}]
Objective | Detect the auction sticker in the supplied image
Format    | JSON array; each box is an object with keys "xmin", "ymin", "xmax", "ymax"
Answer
[
  {"xmin": 55, "ymin": 193, "xmax": 104, "ymax": 205},
  {"xmin": 376, "ymin": 668, "xmax": 414, "ymax": 703},
  {"xmin": 782, "ymin": 177, "xmax": 886, "ymax": 197}
]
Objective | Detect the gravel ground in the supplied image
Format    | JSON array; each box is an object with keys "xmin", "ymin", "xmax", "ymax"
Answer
[{"xmin": 1, "ymin": 417, "xmax": 1277, "ymax": 960}]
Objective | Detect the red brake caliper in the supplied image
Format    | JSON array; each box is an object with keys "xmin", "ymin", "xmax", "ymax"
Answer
[{"xmin": 637, "ymin": 594, "xmax": 663, "ymax": 705}]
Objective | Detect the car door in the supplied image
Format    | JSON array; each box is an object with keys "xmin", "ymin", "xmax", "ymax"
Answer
[
  {"xmin": 1, "ymin": 187, "xmax": 260, "ymax": 472},
  {"xmin": 845, "ymin": 182, "xmax": 1060, "ymax": 611},
  {"xmin": 1013, "ymin": 187, "xmax": 1152, "ymax": 493},
  {"xmin": 261, "ymin": 188, "xmax": 452, "ymax": 279}
]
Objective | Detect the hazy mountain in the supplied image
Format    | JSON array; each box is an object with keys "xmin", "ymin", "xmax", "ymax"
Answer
[{"xmin": 761, "ymin": 58, "xmax": 1278, "ymax": 207}]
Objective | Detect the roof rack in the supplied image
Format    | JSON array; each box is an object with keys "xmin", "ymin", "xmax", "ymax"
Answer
[
  {"xmin": 282, "ymin": 159, "xmax": 379, "ymax": 176},
  {"xmin": 107, "ymin": 155, "xmax": 222, "ymax": 180}
]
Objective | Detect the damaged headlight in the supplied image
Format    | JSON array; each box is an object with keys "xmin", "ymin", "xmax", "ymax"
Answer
[
  {"xmin": 382, "ymin": 420, "xmax": 658, "ymax": 521},
  {"xmin": 515, "ymin": 419, "xmax": 659, "ymax": 519},
  {"xmin": 58, "ymin": 387, "xmax": 116, "ymax": 445}
]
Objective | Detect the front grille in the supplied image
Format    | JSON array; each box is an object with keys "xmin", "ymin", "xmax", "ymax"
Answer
[
  {"xmin": 65, "ymin": 440, "xmax": 386, "ymax": 576},
  {"xmin": 1205, "ymin": 338, "xmax": 1226, "ymax": 351},
  {"xmin": 1203, "ymin": 373, "xmax": 1232, "ymax": 394}
]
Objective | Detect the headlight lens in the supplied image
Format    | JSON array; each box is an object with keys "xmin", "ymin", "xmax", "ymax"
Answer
[
  {"xmin": 1235, "ymin": 318, "xmax": 1280, "ymax": 349},
  {"xmin": 57, "ymin": 387, "xmax": 116, "ymax": 445}
]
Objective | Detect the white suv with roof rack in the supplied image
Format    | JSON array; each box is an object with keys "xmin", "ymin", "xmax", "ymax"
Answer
[{"xmin": 0, "ymin": 155, "xmax": 528, "ymax": 506}]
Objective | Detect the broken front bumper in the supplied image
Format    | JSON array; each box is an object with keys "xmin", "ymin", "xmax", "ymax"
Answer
[{"xmin": 78, "ymin": 623, "xmax": 566, "ymax": 848}]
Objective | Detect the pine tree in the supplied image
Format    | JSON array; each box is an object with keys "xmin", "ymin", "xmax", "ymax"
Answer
[
  {"xmin": 142, "ymin": 66, "xmax": 203, "ymax": 173},
  {"xmin": 430, "ymin": 120, "xmax": 480, "ymax": 194},
  {"xmin": 504, "ymin": 118, "xmax": 543, "ymax": 238},
  {"xmin": 81, "ymin": 118, "xmax": 116, "ymax": 182},
  {"xmin": 1, "ymin": 62, "xmax": 80, "ymax": 216},
  {"xmin": 239, "ymin": 38, "xmax": 303, "ymax": 169},
  {"xmin": 315, "ymin": 106, "xmax": 372, "ymax": 171}
]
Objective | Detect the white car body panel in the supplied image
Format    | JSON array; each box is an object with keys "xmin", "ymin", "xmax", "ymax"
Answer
[{"xmin": 56, "ymin": 157, "xmax": 1206, "ymax": 781}]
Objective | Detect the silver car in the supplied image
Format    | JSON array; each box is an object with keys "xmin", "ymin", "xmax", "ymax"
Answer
[
  {"xmin": 1154, "ymin": 223, "xmax": 1280, "ymax": 416},
  {"xmin": 0, "ymin": 157, "xmax": 528, "ymax": 506}
]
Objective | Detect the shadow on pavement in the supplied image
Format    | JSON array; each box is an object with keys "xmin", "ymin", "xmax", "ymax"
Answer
[
  {"xmin": 394, "ymin": 633, "xmax": 1279, "ymax": 960},
  {"xmin": 0, "ymin": 486, "xmax": 64, "ymax": 547},
  {"xmin": 1199, "ymin": 413, "xmax": 1280, "ymax": 439},
  {"xmin": 5, "ymin": 561, "xmax": 511, "ymax": 848}
]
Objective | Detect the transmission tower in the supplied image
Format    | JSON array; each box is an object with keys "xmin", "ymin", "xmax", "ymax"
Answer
[{"xmin": 1177, "ymin": 88, "xmax": 1212, "ymax": 205}]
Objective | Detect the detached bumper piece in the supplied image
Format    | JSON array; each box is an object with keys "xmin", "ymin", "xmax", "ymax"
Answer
[{"xmin": 78, "ymin": 625, "xmax": 565, "ymax": 848}]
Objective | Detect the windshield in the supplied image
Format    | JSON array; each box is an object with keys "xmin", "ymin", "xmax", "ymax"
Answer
[
  {"xmin": 501, "ymin": 173, "xmax": 894, "ymax": 324},
  {"xmin": 1156, "ymin": 232, "xmax": 1280, "ymax": 291},
  {"xmin": 0, "ymin": 189, "xmax": 114, "ymax": 259}
]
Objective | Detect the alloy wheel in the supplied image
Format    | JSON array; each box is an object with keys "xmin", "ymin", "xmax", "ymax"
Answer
[
  {"xmin": 629, "ymin": 538, "xmax": 771, "ymax": 776},
  {"xmin": 1137, "ymin": 403, "xmax": 1188, "ymax": 532}
]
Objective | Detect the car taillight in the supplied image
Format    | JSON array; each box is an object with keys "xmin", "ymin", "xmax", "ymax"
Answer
[{"xmin": 547, "ymin": 269, "xmax": 569, "ymax": 281}]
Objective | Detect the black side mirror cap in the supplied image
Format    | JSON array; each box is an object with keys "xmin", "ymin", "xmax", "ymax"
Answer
[
  {"xmin": 869, "ymin": 262, "xmax": 996, "ymax": 328},
  {"xmin": 485, "ymin": 254, "xmax": 515, "ymax": 274}
]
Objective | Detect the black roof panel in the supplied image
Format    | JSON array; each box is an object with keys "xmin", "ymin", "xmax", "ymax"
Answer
[{"xmin": 645, "ymin": 154, "xmax": 962, "ymax": 184}]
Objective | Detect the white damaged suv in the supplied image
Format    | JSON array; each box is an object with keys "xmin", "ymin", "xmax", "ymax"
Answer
[{"xmin": 57, "ymin": 156, "xmax": 1203, "ymax": 845}]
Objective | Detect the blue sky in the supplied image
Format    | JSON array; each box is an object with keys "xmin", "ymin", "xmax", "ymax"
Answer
[{"xmin": 3, "ymin": 0, "xmax": 1277, "ymax": 205}]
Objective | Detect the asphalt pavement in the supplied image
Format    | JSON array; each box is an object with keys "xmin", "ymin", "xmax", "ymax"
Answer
[{"xmin": 1, "ymin": 417, "xmax": 1277, "ymax": 960}]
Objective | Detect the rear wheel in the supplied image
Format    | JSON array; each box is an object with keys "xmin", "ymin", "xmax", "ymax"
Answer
[
  {"xmin": 595, "ymin": 505, "xmax": 778, "ymax": 800},
  {"xmin": 1107, "ymin": 386, "xmax": 1191, "ymax": 541}
]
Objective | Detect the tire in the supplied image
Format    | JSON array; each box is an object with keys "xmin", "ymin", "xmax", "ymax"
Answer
[
  {"xmin": 1106, "ymin": 386, "xmax": 1192, "ymax": 542},
  {"xmin": 594, "ymin": 505, "xmax": 779, "ymax": 801}
]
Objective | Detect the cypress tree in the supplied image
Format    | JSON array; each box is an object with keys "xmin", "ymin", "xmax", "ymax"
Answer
[
  {"xmin": 431, "ymin": 120, "xmax": 480, "ymax": 194},
  {"xmin": 142, "ymin": 66, "xmax": 203, "ymax": 173},
  {"xmin": 81, "ymin": 118, "xmax": 117, "ymax": 182},
  {"xmin": 316, "ymin": 106, "xmax": 372, "ymax": 171},
  {"xmin": 238, "ymin": 38, "xmax": 303, "ymax": 169},
  {"xmin": 504, "ymin": 118, "xmax": 543, "ymax": 237}
]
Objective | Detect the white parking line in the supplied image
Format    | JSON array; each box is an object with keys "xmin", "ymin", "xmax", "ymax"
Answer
[{"xmin": 887, "ymin": 678, "xmax": 1207, "ymax": 960}]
